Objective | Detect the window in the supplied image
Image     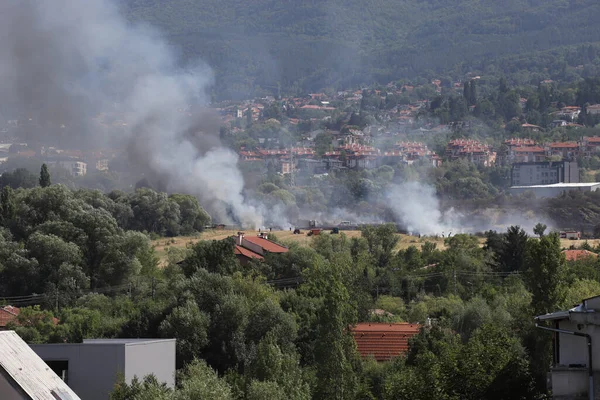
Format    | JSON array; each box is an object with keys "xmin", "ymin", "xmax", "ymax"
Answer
[{"xmin": 46, "ymin": 360, "xmax": 69, "ymax": 384}]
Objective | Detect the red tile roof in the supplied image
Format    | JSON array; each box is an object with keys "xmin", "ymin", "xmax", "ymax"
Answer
[
  {"xmin": 243, "ymin": 236, "xmax": 289, "ymax": 253},
  {"xmin": 562, "ymin": 249, "xmax": 598, "ymax": 261},
  {"xmin": 352, "ymin": 323, "xmax": 420, "ymax": 362},
  {"xmin": 513, "ymin": 146, "xmax": 545, "ymax": 153},
  {"xmin": 0, "ymin": 306, "xmax": 19, "ymax": 328},
  {"xmin": 0, "ymin": 306, "xmax": 59, "ymax": 327},
  {"xmin": 234, "ymin": 245, "xmax": 264, "ymax": 260},
  {"xmin": 550, "ymin": 142, "xmax": 578, "ymax": 148}
]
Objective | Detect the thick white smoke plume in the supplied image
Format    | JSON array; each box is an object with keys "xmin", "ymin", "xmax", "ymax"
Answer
[
  {"xmin": 386, "ymin": 182, "xmax": 462, "ymax": 235},
  {"xmin": 386, "ymin": 181, "xmax": 556, "ymax": 235},
  {"xmin": 0, "ymin": 0, "xmax": 261, "ymax": 226}
]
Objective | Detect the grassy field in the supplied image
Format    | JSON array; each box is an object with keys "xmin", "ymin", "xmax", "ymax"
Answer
[
  {"xmin": 151, "ymin": 229, "xmax": 451, "ymax": 266},
  {"xmin": 151, "ymin": 229, "xmax": 599, "ymax": 266}
]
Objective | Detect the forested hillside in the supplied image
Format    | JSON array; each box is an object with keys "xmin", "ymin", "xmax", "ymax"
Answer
[{"xmin": 122, "ymin": 0, "xmax": 600, "ymax": 98}]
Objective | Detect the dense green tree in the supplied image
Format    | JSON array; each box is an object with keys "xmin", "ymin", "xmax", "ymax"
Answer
[
  {"xmin": 305, "ymin": 258, "xmax": 360, "ymax": 400},
  {"xmin": 110, "ymin": 375, "xmax": 172, "ymax": 400},
  {"xmin": 128, "ymin": 189, "xmax": 181, "ymax": 236},
  {"xmin": 0, "ymin": 168, "xmax": 38, "ymax": 189},
  {"xmin": 39, "ymin": 164, "xmax": 51, "ymax": 188},
  {"xmin": 533, "ymin": 223, "xmax": 547, "ymax": 238},
  {"xmin": 0, "ymin": 186, "xmax": 16, "ymax": 224},
  {"xmin": 468, "ymin": 80, "xmax": 477, "ymax": 106},
  {"xmin": 525, "ymin": 233, "xmax": 565, "ymax": 316},
  {"xmin": 245, "ymin": 334, "xmax": 311, "ymax": 400},
  {"xmin": 314, "ymin": 132, "xmax": 333, "ymax": 157},
  {"xmin": 457, "ymin": 324, "xmax": 536, "ymax": 400},
  {"xmin": 494, "ymin": 226, "xmax": 528, "ymax": 273},
  {"xmin": 169, "ymin": 194, "xmax": 210, "ymax": 234},
  {"xmin": 180, "ymin": 238, "xmax": 239, "ymax": 277},
  {"xmin": 159, "ymin": 300, "xmax": 210, "ymax": 368},
  {"xmin": 361, "ymin": 224, "xmax": 399, "ymax": 268}
]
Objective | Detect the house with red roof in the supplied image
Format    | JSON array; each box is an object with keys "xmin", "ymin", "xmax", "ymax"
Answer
[
  {"xmin": 0, "ymin": 306, "xmax": 20, "ymax": 330},
  {"xmin": 351, "ymin": 323, "xmax": 421, "ymax": 362},
  {"xmin": 522, "ymin": 123, "xmax": 542, "ymax": 132},
  {"xmin": 445, "ymin": 139, "xmax": 496, "ymax": 167},
  {"xmin": 511, "ymin": 146, "xmax": 547, "ymax": 163},
  {"xmin": 498, "ymin": 138, "xmax": 541, "ymax": 164},
  {"xmin": 0, "ymin": 305, "xmax": 59, "ymax": 330},
  {"xmin": 581, "ymin": 136, "xmax": 600, "ymax": 155},
  {"xmin": 555, "ymin": 106, "xmax": 581, "ymax": 120},
  {"xmin": 562, "ymin": 249, "xmax": 598, "ymax": 262},
  {"xmin": 549, "ymin": 142, "xmax": 579, "ymax": 159},
  {"xmin": 232, "ymin": 232, "xmax": 288, "ymax": 265}
]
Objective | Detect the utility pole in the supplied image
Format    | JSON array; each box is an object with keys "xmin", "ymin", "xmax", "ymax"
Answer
[
  {"xmin": 55, "ymin": 288, "xmax": 59, "ymax": 313},
  {"xmin": 151, "ymin": 277, "xmax": 156, "ymax": 300}
]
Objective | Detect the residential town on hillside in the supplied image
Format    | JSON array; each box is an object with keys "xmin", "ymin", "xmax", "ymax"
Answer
[
  {"xmin": 235, "ymin": 134, "xmax": 600, "ymax": 177},
  {"xmin": 4, "ymin": 77, "xmax": 600, "ymax": 180}
]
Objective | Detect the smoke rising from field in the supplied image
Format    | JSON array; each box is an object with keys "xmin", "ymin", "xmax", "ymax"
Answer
[
  {"xmin": 386, "ymin": 182, "xmax": 463, "ymax": 235},
  {"xmin": 0, "ymin": 0, "xmax": 262, "ymax": 226},
  {"xmin": 386, "ymin": 181, "xmax": 556, "ymax": 235}
]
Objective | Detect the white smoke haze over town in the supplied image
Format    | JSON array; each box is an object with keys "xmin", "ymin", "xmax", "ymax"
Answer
[
  {"xmin": 0, "ymin": 0, "xmax": 562, "ymax": 233},
  {"xmin": 0, "ymin": 0, "xmax": 264, "ymax": 227}
]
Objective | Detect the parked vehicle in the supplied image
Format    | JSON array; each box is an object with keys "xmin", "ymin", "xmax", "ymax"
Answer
[{"xmin": 560, "ymin": 230, "xmax": 581, "ymax": 240}]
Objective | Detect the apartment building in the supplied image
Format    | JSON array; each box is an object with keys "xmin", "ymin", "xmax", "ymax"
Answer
[{"xmin": 511, "ymin": 161, "xmax": 579, "ymax": 186}]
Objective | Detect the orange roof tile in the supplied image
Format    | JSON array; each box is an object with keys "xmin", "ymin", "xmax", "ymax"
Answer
[
  {"xmin": 550, "ymin": 142, "xmax": 578, "ymax": 148},
  {"xmin": 562, "ymin": 249, "xmax": 598, "ymax": 261},
  {"xmin": 0, "ymin": 306, "xmax": 59, "ymax": 327},
  {"xmin": 351, "ymin": 323, "xmax": 420, "ymax": 362},
  {"xmin": 243, "ymin": 236, "xmax": 289, "ymax": 253},
  {"xmin": 234, "ymin": 245, "xmax": 264, "ymax": 260},
  {"xmin": 513, "ymin": 146, "xmax": 545, "ymax": 153},
  {"xmin": 0, "ymin": 306, "xmax": 19, "ymax": 328}
]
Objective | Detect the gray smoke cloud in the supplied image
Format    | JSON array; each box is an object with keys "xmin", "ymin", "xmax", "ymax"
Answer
[
  {"xmin": 0, "ymin": 0, "xmax": 262, "ymax": 226},
  {"xmin": 386, "ymin": 182, "xmax": 462, "ymax": 235},
  {"xmin": 386, "ymin": 181, "xmax": 556, "ymax": 235}
]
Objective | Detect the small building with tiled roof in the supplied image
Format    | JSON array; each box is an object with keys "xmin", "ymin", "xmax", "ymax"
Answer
[
  {"xmin": 0, "ymin": 306, "xmax": 19, "ymax": 330},
  {"xmin": 522, "ymin": 123, "xmax": 542, "ymax": 132},
  {"xmin": 234, "ymin": 245, "xmax": 264, "ymax": 263},
  {"xmin": 562, "ymin": 249, "xmax": 598, "ymax": 262},
  {"xmin": 351, "ymin": 322, "xmax": 420, "ymax": 362},
  {"xmin": 511, "ymin": 146, "xmax": 547, "ymax": 163},
  {"xmin": 0, "ymin": 306, "xmax": 59, "ymax": 330},
  {"xmin": 445, "ymin": 139, "xmax": 496, "ymax": 167},
  {"xmin": 581, "ymin": 136, "xmax": 600, "ymax": 155},
  {"xmin": 549, "ymin": 141, "xmax": 579, "ymax": 159},
  {"xmin": 232, "ymin": 232, "xmax": 288, "ymax": 264}
]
